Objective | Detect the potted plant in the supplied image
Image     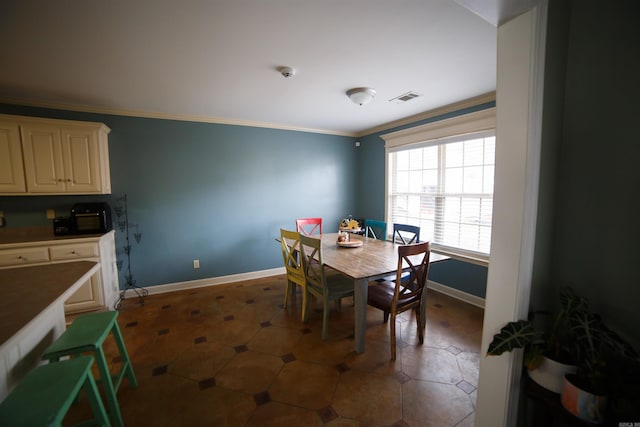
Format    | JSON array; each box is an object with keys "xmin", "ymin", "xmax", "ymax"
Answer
[
  {"xmin": 486, "ymin": 287, "xmax": 583, "ymax": 393},
  {"xmin": 487, "ymin": 286, "xmax": 639, "ymax": 423},
  {"xmin": 560, "ymin": 298, "xmax": 639, "ymax": 424}
]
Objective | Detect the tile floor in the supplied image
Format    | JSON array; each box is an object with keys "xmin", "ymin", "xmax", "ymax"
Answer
[{"xmin": 67, "ymin": 274, "xmax": 484, "ymax": 426}]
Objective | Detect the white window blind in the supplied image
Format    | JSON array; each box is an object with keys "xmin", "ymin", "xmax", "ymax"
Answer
[{"xmin": 382, "ymin": 108, "xmax": 496, "ymax": 262}]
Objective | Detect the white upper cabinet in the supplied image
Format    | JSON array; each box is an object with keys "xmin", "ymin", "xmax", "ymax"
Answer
[
  {"xmin": 0, "ymin": 114, "xmax": 111, "ymax": 195},
  {"xmin": 0, "ymin": 121, "xmax": 27, "ymax": 193}
]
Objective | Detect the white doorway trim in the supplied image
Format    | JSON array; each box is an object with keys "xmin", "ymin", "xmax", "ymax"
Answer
[{"xmin": 473, "ymin": 1, "xmax": 548, "ymax": 426}]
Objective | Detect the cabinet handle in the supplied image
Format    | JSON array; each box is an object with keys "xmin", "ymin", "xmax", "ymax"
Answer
[
  {"xmin": 17, "ymin": 255, "xmax": 23, "ymax": 259},
  {"xmin": 57, "ymin": 178, "xmax": 64, "ymax": 182},
  {"xmin": 66, "ymin": 178, "xmax": 72, "ymax": 182}
]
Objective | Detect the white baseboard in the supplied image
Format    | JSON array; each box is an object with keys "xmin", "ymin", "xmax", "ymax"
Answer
[
  {"xmin": 121, "ymin": 267, "xmax": 285, "ymax": 297},
  {"xmin": 122, "ymin": 268, "xmax": 485, "ymax": 309},
  {"xmin": 427, "ymin": 280, "xmax": 485, "ymax": 308}
]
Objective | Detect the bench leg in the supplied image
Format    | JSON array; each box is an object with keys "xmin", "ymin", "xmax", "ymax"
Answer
[{"xmin": 95, "ymin": 347, "xmax": 124, "ymax": 427}]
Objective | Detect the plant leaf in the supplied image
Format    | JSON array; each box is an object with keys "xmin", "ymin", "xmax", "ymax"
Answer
[{"xmin": 487, "ymin": 320, "xmax": 537, "ymax": 356}]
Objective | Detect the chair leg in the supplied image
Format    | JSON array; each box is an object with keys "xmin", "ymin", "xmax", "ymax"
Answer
[
  {"xmin": 416, "ymin": 307, "xmax": 425, "ymax": 344},
  {"xmin": 302, "ymin": 289, "xmax": 310, "ymax": 323},
  {"xmin": 390, "ymin": 312, "xmax": 397, "ymax": 361},
  {"xmin": 283, "ymin": 280, "xmax": 291, "ymax": 308},
  {"xmin": 322, "ymin": 300, "xmax": 329, "ymax": 340}
]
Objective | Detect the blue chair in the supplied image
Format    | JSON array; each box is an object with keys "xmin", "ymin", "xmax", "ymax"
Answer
[
  {"xmin": 388, "ymin": 223, "xmax": 421, "ymax": 284},
  {"xmin": 392, "ymin": 223, "xmax": 420, "ymax": 244},
  {"xmin": 364, "ymin": 219, "xmax": 387, "ymax": 241}
]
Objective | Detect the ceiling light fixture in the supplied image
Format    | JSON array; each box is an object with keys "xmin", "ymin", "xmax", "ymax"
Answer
[{"xmin": 346, "ymin": 87, "xmax": 376, "ymax": 106}]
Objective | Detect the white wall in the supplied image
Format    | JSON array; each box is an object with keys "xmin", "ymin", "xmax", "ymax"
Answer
[{"xmin": 474, "ymin": 2, "xmax": 548, "ymax": 425}]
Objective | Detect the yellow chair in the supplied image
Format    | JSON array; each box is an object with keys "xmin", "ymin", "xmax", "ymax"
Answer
[
  {"xmin": 280, "ymin": 228, "xmax": 308, "ymax": 321},
  {"xmin": 299, "ymin": 234, "xmax": 354, "ymax": 340},
  {"xmin": 367, "ymin": 241, "xmax": 431, "ymax": 360}
]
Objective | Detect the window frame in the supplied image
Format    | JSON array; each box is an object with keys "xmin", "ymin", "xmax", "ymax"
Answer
[{"xmin": 381, "ymin": 107, "xmax": 496, "ymax": 266}]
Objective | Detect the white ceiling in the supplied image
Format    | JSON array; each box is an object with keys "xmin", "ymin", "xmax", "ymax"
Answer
[{"xmin": 0, "ymin": 0, "xmax": 504, "ymax": 136}]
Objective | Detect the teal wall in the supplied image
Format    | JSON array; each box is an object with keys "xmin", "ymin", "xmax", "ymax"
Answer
[
  {"xmin": 356, "ymin": 103, "xmax": 495, "ymax": 298},
  {"xmin": 0, "ymin": 105, "xmax": 357, "ymax": 287},
  {"xmin": 0, "ymin": 101, "xmax": 494, "ymax": 299},
  {"xmin": 545, "ymin": 0, "xmax": 640, "ymax": 349}
]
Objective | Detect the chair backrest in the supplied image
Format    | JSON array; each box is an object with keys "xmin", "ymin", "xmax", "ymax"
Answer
[
  {"xmin": 296, "ymin": 218, "xmax": 323, "ymax": 236},
  {"xmin": 392, "ymin": 223, "xmax": 420, "ymax": 244},
  {"xmin": 280, "ymin": 228, "xmax": 305, "ymax": 285},
  {"xmin": 393, "ymin": 241, "xmax": 431, "ymax": 307},
  {"xmin": 364, "ymin": 219, "xmax": 387, "ymax": 241},
  {"xmin": 299, "ymin": 234, "xmax": 326, "ymax": 294}
]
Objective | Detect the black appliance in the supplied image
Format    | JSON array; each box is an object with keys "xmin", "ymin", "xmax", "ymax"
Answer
[
  {"xmin": 69, "ymin": 202, "xmax": 113, "ymax": 234},
  {"xmin": 53, "ymin": 217, "xmax": 72, "ymax": 236}
]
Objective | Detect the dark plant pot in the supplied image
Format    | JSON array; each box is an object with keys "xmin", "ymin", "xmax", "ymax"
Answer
[
  {"xmin": 527, "ymin": 355, "xmax": 577, "ymax": 394},
  {"xmin": 561, "ymin": 374, "xmax": 608, "ymax": 424}
]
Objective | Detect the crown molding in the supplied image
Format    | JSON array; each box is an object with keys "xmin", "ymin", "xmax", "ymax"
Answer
[
  {"xmin": 0, "ymin": 97, "xmax": 358, "ymax": 137},
  {"xmin": 356, "ymin": 91, "xmax": 496, "ymax": 137},
  {"xmin": 1, "ymin": 92, "xmax": 496, "ymax": 139}
]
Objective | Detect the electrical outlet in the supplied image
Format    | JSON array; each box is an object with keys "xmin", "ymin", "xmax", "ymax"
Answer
[
  {"xmin": 46, "ymin": 209, "xmax": 56, "ymax": 219},
  {"xmin": 193, "ymin": 259, "xmax": 200, "ymax": 269}
]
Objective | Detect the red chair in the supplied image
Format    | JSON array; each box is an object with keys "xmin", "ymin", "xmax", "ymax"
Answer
[{"xmin": 296, "ymin": 218, "xmax": 322, "ymax": 236}]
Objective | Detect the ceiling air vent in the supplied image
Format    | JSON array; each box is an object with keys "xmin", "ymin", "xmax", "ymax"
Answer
[{"xmin": 389, "ymin": 91, "xmax": 421, "ymax": 104}]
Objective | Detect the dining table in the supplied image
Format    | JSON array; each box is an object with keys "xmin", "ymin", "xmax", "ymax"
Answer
[{"xmin": 296, "ymin": 232, "xmax": 448, "ymax": 353}]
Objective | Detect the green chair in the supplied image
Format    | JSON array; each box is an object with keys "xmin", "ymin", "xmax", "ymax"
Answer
[
  {"xmin": 42, "ymin": 311, "xmax": 137, "ymax": 427},
  {"xmin": 364, "ymin": 219, "xmax": 387, "ymax": 240},
  {"xmin": 280, "ymin": 228, "xmax": 308, "ymax": 321},
  {"xmin": 299, "ymin": 234, "xmax": 354, "ymax": 340},
  {"xmin": 0, "ymin": 356, "xmax": 110, "ymax": 426}
]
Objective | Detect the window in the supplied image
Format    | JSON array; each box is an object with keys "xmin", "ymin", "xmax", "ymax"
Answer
[{"xmin": 382, "ymin": 108, "xmax": 496, "ymax": 263}]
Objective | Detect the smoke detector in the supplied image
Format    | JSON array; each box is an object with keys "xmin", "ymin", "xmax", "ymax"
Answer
[{"xmin": 279, "ymin": 66, "xmax": 296, "ymax": 78}]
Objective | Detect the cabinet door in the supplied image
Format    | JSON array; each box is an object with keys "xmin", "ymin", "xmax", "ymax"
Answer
[
  {"xmin": 61, "ymin": 127, "xmax": 102, "ymax": 193},
  {"xmin": 64, "ymin": 273, "xmax": 103, "ymax": 313},
  {"xmin": 20, "ymin": 124, "xmax": 66, "ymax": 192},
  {"xmin": 0, "ymin": 121, "xmax": 26, "ymax": 192}
]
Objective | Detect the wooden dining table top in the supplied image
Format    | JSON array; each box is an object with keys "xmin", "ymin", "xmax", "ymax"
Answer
[{"xmin": 317, "ymin": 232, "xmax": 449, "ymax": 280}]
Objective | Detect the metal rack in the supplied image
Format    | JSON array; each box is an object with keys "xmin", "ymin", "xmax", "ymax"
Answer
[{"xmin": 113, "ymin": 194, "xmax": 147, "ymax": 309}]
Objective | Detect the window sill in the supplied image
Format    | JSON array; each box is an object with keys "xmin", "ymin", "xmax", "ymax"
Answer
[{"xmin": 431, "ymin": 247, "xmax": 489, "ymax": 267}]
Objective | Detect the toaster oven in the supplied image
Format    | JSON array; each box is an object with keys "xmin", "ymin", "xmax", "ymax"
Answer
[{"xmin": 70, "ymin": 202, "xmax": 113, "ymax": 234}]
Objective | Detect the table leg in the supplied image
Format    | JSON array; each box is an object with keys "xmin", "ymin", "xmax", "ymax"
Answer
[{"xmin": 354, "ymin": 277, "xmax": 368, "ymax": 353}]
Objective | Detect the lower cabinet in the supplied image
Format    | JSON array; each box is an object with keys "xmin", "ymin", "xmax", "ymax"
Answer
[{"xmin": 0, "ymin": 231, "xmax": 119, "ymax": 313}]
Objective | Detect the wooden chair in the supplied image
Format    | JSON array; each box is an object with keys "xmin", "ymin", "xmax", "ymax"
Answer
[
  {"xmin": 279, "ymin": 228, "xmax": 308, "ymax": 321},
  {"xmin": 367, "ymin": 241, "xmax": 431, "ymax": 360},
  {"xmin": 296, "ymin": 217, "xmax": 323, "ymax": 236},
  {"xmin": 299, "ymin": 234, "xmax": 354, "ymax": 340},
  {"xmin": 364, "ymin": 219, "xmax": 387, "ymax": 240},
  {"xmin": 392, "ymin": 223, "xmax": 420, "ymax": 244}
]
